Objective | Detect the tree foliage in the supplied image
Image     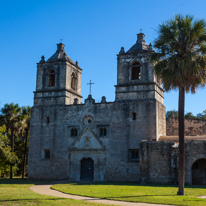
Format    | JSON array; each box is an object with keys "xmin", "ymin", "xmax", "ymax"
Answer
[
  {"xmin": 0, "ymin": 125, "xmax": 18, "ymax": 177},
  {"xmin": 150, "ymin": 14, "xmax": 206, "ymax": 195},
  {"xmin": 150, "ymin": 15, "xmax": 206, "ymax": 93},
  {"xmin": 167, "ymin": 109, "xmax": 206, "ymax": 120},
  {"xmin": 0, "ymin": 103, "xmax": 31, "ymax": 178}
]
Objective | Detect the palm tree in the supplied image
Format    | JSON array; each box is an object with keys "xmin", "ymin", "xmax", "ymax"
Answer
[
  {"xmin": 0, "ymin": 103, "xmax": 21, "ymax": 178},
  {"xmin": 21, "ymin": 106, "xmax": 31, "ymax": 178},
  {"xmin": 150, "ymin": 15, "xmax": 206, "ymax": 195}
]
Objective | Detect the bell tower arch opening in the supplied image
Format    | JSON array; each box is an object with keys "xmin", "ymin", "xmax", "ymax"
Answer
[
  {"xmin": 71, "ymin": 72, "xmax": 77, "ymax": 90},
  {"xmin": 131, "ymin": 61, "xmax": 140, "ymax": 80},
  {"xmin": 48, "ymin": 69, "xmax": 56, "ymax": 87},
  {"xmin": 192, "ymin": 158, "xmax": 206, "ymax": 185}
]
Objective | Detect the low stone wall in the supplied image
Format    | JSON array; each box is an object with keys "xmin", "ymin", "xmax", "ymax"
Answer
[
  {"xmin": 167, "ymin": 117, "xmax": 206, "ymax": 136},
  {"xmin": 139, "ymin": 140, "xmax": 206, "ymax": 185}
]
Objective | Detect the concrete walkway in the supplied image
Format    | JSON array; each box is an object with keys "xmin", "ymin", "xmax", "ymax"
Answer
[{"xmin": 30, "ymin": 184, "xmax": 173, "ymax": 206}]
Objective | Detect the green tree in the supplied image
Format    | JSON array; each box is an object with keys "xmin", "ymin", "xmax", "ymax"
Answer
[
  {"xmin": 0, "ymin": 103, "xmax": 21, "ymax": 178},
  {"xmin": 0, "ymin": 125, "xmax": 17, "ymax": 177},
  {"xmin": 184, "ymin": 112, "xmax": 195, "ymax": 119},
  {"xmin": 150, "ymin": 15, "xmax": 206, "ymax": 195},
  {"xmin": 196, "ymin": 109, "xmax": 206, "ymax": 119},
  {"xmin": 20, "ymin": 106, "xmax": 31, "ymax": 178},
  {"xmin": 166, "ymin": 110, "xmax": 178, "ymax": 119}
]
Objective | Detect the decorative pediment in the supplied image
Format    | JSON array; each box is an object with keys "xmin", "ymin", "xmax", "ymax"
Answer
[{"xmin": 69, "ymin": 127, "xmax": 105, "ymax": 151}]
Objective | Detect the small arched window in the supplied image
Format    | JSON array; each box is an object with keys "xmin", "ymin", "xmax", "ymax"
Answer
[
  {"xmin": 99, "ymin": 127, "xmax": 107, "ymax": 137},
  {"xmin": 71, "ymin": 72, "xmax": 76, "ymax": 90},
  {"xmin": 131, "ymin": 61, "xmax": 140, "ymax": 80},
  {"xmin": 48, "ymin": 69, "xmax": 55, "ymax": 87},
  {"xmin": 70, "ymin": 128, "xmax": 77, "ymax": 137}
]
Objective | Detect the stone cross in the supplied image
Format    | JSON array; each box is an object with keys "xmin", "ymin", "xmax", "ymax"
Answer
[
  {"xmin": 87, "ymin": 80, "xmax": 94, "ymax": 95},
  {"xmin": 60, "ymin": 39, "xmax": 62, "ymax": 43}
]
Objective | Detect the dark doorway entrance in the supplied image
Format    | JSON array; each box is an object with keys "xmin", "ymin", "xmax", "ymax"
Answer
[
  {"xmin": 81, "ymin": 158, "xmax": 94, "ymax": 181},
  {"xmin": 192, "ymin": 159, "xmax": 206, "ymax": 185}
]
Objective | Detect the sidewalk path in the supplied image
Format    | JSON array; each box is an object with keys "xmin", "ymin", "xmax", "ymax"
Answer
[{"xmin": 30, "ymin": 184, "xmax": 173, "ymax": 206}]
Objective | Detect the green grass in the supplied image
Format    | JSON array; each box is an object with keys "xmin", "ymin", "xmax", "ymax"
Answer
[
  {"xmin": 52, "ymin": 182, "xmax": 206, "ymax": 206},
  {"xmin": 0, "ymin": 179, "xmax": 113, "ymax": 206}
]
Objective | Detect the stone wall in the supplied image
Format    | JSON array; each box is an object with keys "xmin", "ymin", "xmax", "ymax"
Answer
[
  {"xmin": 140, "ymin": 140, "xmax": 206, "ymax": 185},
  {"xmin": 140, "ymin": 141, "xmax": 177, "ymax": 184},
  {"xmin": 28, "ymin": 97, "xmax": 162, "ymax": 181},
  {"xmin": 167, "ymin": 117, "xmax": 206, "ymax": 136}
]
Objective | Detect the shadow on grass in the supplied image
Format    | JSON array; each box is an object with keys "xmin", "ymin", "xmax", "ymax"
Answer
[
  {"xmin": 0, "ymin": 198, "xmax": 65, "ymax": 202},
  {"xmin": 0, "ymin": 178, "xmax": 51, "ymax": 185},
  {"xmin": 59, "ymin": 181, "xmax": 206, "ymax": 189},
  {"xmin": 2, "ymin": 178, "xmax": 206, "ymax": 190}
]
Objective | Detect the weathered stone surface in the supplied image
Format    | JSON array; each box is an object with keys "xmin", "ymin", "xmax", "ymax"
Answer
[
  {"xmin": 167, "ymin": 117, "xmax": 206, "ymax": 136},
  {"xmin": 139, "ymin": 140, "xmax": 206, "ymax": 185},
  {"xmin": 28, "ymin": 34, "xmax": 206, "ymax": 185},
  {"xmin": 28, "ymin": 33, "xmax": 166, "ymax": 181}
]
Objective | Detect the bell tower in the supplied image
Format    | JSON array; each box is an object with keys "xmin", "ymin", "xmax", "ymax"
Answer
[
  {"xmin": 115, "ymin": 32, "xmax": 164, "ymax": 104},
  {"xmin": 34, "ymin": 43, "xmax": 82, "ymax": 105},
  {"xmin": 115, "ymin": 32, "xmax": 166, "ymax": 138}
]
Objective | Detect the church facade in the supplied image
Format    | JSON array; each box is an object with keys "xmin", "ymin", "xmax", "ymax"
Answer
[{"xmin": 28, "ymin": 32, "xmax": 166, "ymax": 181}]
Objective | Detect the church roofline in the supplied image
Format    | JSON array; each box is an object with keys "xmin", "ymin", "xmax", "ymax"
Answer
[
  {"xmin": 117, "ymin": 32, "xmax": 154, "ymax": 55},
  {"xmin": 37, "ymin": 42, "xmax": 82, "ymax": 70},
  {"xmin": 37, "ymin": 59, "xmax": 82, "ymax": 71}
]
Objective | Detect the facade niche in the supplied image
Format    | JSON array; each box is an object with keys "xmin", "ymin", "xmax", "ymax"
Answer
[
  {"xmin": 132, "ymin": 112, "xmax": 136, "ymax": 120},
  {"xmin": 131, "ymin": 61, "xmax": 140, "ymax": 80},
  {"xmin": 99, "ymin": 127, "xmax": 107, "ymax": 137},
  {"xmin": 48, "ymin": 69, "xmax": 55, "ymax": 87},
  {"xmin": 129, "ymin": 149, "xmax": 139, "ymax": 162},
  {"xmin": 70, "ymin": 128, "xmax": 77, "ymax": 137},
  {"xmin": 71, "ymin": 72, "xmax": 77, "ymax": 90},
  {"xmin": 43, "ymin": 149, "xmax": 50, "ymax": 159}
]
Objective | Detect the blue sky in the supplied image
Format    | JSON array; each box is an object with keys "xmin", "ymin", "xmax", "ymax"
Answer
[{"xmin": 0, "ymin": 0, "xmax": 206, "ymax": 115}]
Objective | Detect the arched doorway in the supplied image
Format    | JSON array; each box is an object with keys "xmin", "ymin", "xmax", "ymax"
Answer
[
  {"xmin": 192, "ymin": 159, "xmax": 206, "ymax": 185},
  {"xmin": 81, "ymin": 158, "xmax": 94, "ymax": 181}
]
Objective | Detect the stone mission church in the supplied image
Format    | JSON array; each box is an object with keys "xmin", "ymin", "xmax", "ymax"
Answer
[{"xmin": 28, "ymin": 32, "xmax": 206, "ymax": 185}]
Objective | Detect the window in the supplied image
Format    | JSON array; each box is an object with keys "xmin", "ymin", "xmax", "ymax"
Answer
[
  {"xmin": 70, "ymin": 128, "xmax": 77, "ymax": 137},
  {"xmin": 99, "ymin": 127, "xmax": 107, "ymax": 137},
  {"xmin": 43, "ymin": 149, "xmax": 50, "ymax": 159},
  {"xmin": 48, "ymin": 70, "xmax": 55, "ymax": 87},
  {"xmin": 83, "ymin": 116, "xmax": 93, "ymax": 125},
  {"xmin": 132, "ymin": 112, "xmax": 136, "ymax": 120},
  {"xmin": 131, "ymin": 61, "xmax": 140, "ymax": 80},
  {"xmin": 129, "ymin": 149, "xmax": 139, "ymax": 162},
  {"xmin": 71, "ymin": 72, "xmax": 76, "ymax": 90},
  {"xmin": 47, "ymin": 117, "xmax": 50, "ymax": 123}
]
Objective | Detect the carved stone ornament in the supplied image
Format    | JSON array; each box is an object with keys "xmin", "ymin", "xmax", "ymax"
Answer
[{"xmin": 83, "ymin": 116, "xmax": 93, "ymax": 125}]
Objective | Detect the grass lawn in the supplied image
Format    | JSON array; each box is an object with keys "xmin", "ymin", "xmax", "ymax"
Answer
[
  {"xmin": 0, "ymin": 178, "xmax": 112, "ymax": 206},
  {"xmin": 52, "ymin": 182, "xmax": 206, "ymax": 206}
]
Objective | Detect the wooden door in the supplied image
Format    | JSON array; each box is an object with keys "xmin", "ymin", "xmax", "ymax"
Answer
[{"xmin": 81, "ymin": 158, "xmax": 94, "ymax": 181}]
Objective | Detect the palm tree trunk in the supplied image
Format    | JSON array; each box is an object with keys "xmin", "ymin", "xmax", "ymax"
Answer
[
  {"xmin": 177, "ymin": 87, "xmax": 185, "ymax": 195},
  {"xmin": 22, "ymin": 129, "xmax": 28, "ymax": 178},
  {"xmin": 10, "ymin": 129, "xmax": 14, "ymax": 179}
]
